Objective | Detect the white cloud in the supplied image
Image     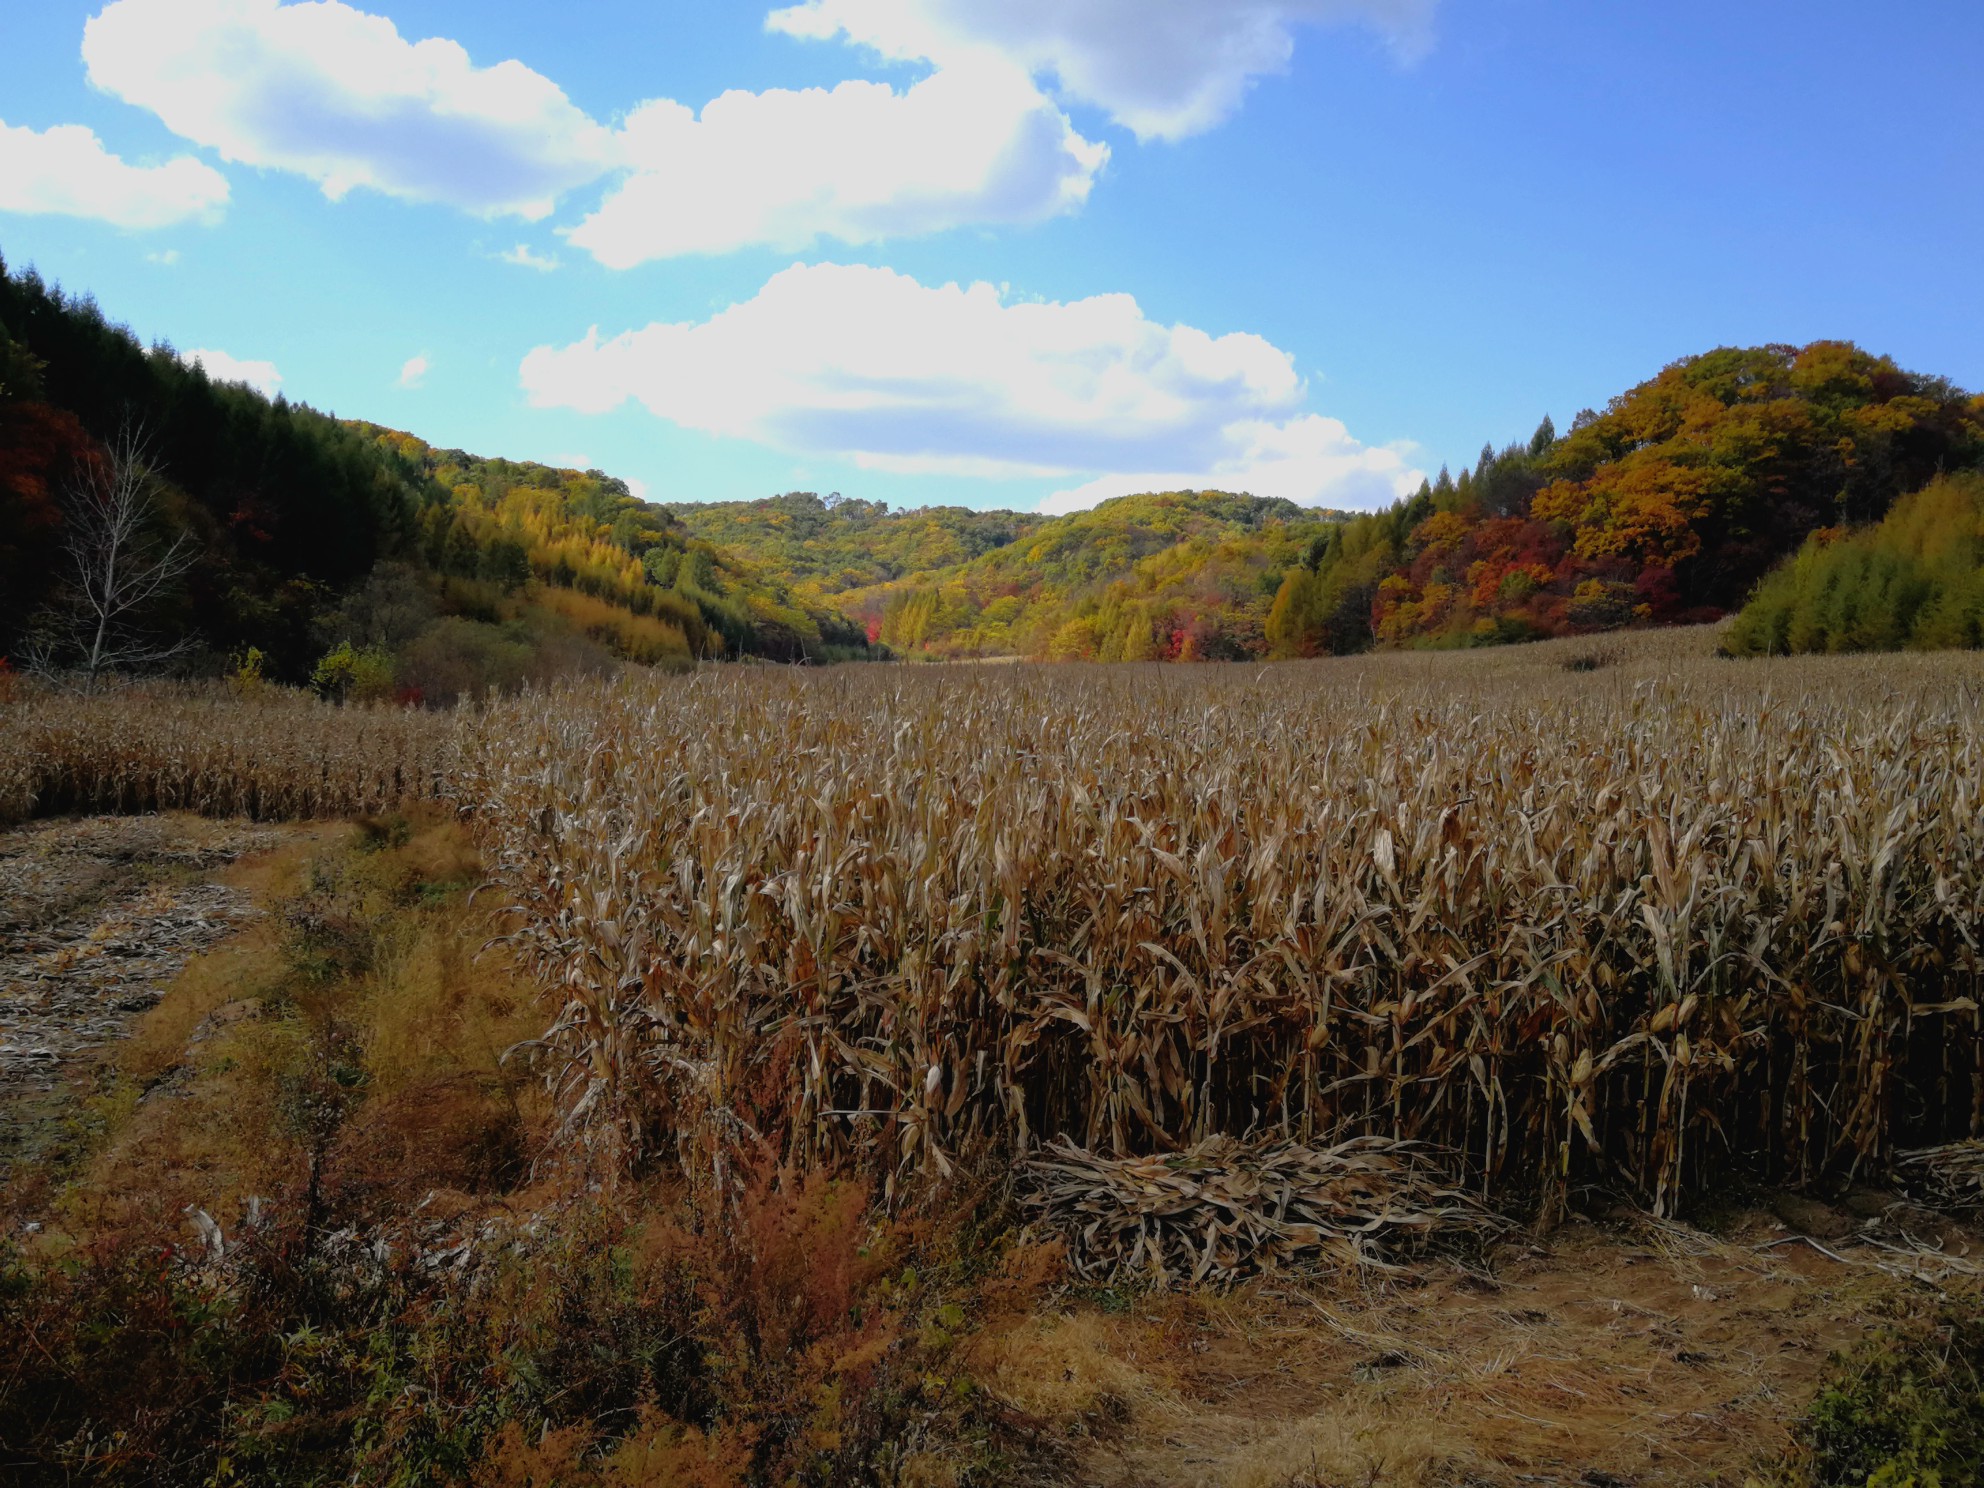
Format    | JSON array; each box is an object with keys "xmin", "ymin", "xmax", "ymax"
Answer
[
  {"xmin": 768, "ymin": 0, "xmax": 1436, "ymax": 141},
  {"xmin": 184, "ymin": 346, "xmax": 281, "ymax": 395},
  {"xmin": 0, "ymin": 117, "xmax": 228, "ymax": 229},
  {"xmin": 83, "ymin": 0, "xmax": 615, "ymax": 219},
  {"xmin": 147, "ymin": 248, "xmax": 182, "ymax": 264},
  {"xmin": 497, "ymin": 242, "xmax": 560, "ymax": 271},
  {"xmin": 520, "ymin": 262, "xmax": 1416, "ymax": 509},
  {"xmin": 398, "ymin": 354, "xmax": 429, "ymax": 388},
  {"xmin": 1040, "ymin": 414, "xmax": 1422, "ymax": 513},
  {"xmin": 78, "ymin": 0, "xmax": 1110, "ymax": 260},
  {"xmin": 568, "ymin": 60, "xmax": 1105, "ymax": 266}
]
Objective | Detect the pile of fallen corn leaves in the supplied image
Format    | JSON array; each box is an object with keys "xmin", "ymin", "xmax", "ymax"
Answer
[
  {"xmin": 1021, "ymin": 1135, "xmax": 1504, "ymax": 1286},
  {"xmin": 1896, "ymin": 1141, "xmax": 1984, "ymax": 1214}
]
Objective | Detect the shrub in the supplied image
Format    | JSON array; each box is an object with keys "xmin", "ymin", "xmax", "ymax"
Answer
[
  {"xmin": 311, "ymin": 640, "xmax": 397, "ymax": 704},
  {"xmin": 1759, "ymin": 1307, "xmax": 1984, "ymax": 1487}
]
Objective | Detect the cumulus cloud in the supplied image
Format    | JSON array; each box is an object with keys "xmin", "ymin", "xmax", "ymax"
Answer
[
  {"xmin": 78, "ymin": 0, "xmax": 1110, "ymax": 257},
  {"xmin": 520, "ymin": 262, "xmax": 1417, "ymax": 509},
  {"xmin": 568, "ymin": 60, "xmax": 1105, "ymax": 265},
  {"xmin": 398, "ymin": 354, "xmax": 429, "ymax": 388},
  {"xmin": 768, "ymin": 0, "xmax": 1436, "ymax": 141},
  {"xmin": 83, "ymin": 0, "xmax": 615, "ymax": 219},
  {"xmin": 0, "ymin": 117, "xmax": 228, "ymax": 229},
  {"xmin": 1040, "ymin": 414, "xmax": 1422, "ymax": 513},
  {"xmin": 183, "ymin": 346, "xmax": 281, "ymax": 395}
]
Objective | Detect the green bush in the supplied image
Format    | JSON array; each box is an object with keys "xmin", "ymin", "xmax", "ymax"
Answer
[
  {"xmin": 310, "ymin": 641, "xmax": 397, "ymax": 704},
  {"xmin": 1726, "ymin": 474, "xmax": 1984, "ymax": 655},
  {"xmin": 1758, "ymin": 1307, "xmax": 1984, "ymax": 1488}
]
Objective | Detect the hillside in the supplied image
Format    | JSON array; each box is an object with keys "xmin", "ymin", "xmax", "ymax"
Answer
[
  {"xmin": 0, "ymin": 255, "xmax": 874, "ymax": 696},
  {"xmin": 667, "ymin": 490, "xmax": 1048, "ymax": 600},
  {"xmin": 344, "ymin": 428, "xmax": 872, "ymax": 669},
  {"xmin": 665, "ymin": 343, "xmax": 1983, "ymax": 663},
  {"xmin": 858, "ymin": 490, "xmax": 1351, "ymax": 659},
  {"xmin": 9, "ymin": 252, "xmax": 1981, "ymax": 680},
  {"xmin": 1270, "ymin": 341, "xmax": 1983, "ymax": 655},
  {"xmin": 2, "ymin": 259, "xmax": 416, "ymax": 677}
]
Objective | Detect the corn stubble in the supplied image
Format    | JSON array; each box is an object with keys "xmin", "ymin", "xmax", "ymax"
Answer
[{"xmin": 460, "ymin": 651, "xmax": 1984, "ymax": 1258}]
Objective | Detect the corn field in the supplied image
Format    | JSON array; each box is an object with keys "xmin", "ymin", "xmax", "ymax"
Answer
[
  {"xmin": 0, "ymin": 683, "xmax": 456, "ymax": 825},
  {"xmin": 460, "ymin": 646, "xmax": 1984, "ymax": 1219}
]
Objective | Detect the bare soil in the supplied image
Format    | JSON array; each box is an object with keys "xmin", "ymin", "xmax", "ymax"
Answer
[{"xmin": 0, "ymin": 814, "xmax": 287, "ymax": 1179}]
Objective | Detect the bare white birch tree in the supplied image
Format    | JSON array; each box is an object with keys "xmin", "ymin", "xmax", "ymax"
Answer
[{"xmin": 25, "ymin": 422, "xmax": 196, "ymax": 691}]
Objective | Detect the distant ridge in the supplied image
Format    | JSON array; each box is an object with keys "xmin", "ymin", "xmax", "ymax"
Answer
[{"xmin": 676, "ymin": 344, "xmax": 1983, "ymax": 660}]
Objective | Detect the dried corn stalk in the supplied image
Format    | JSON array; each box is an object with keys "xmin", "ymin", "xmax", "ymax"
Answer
[
  {"xmin": 459, "ymin": 651, "xmax": 1984, "ymax": 1218},
  {"xmin": 1021, "ymin": 1135, "xmax": 1504, "ymax": 1286},
  {"xmin": 1, "ymin": 681, "xmax": 454, "ymax": 824},
  {"xmin": 13, "ymin": 644, "xmax": 1982, "ymax": 1228},
  {"xmin": 1894, "ymin": 1141, "xmax": 1984, "ymax": 1212}
]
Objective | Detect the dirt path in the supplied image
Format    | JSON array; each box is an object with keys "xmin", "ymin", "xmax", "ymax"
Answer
[{"xmin": 0, "ymin": 815, "xmax": 288, "ymax": 1180}]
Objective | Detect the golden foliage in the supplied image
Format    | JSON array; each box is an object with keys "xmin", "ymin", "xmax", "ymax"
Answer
[{"xmin": 527, "ymin": 586, "xmax": 694, "ymax": 665}]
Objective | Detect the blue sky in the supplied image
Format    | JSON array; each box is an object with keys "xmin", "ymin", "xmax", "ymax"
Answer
[{"xmin": 1, "ymin": 0, "xmax": 1979, "ymax": 514}]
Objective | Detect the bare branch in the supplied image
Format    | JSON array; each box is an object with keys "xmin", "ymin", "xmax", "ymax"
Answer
[{"xmin": 24, "ymin": 416, "xmax": 197, "ymax": 692}]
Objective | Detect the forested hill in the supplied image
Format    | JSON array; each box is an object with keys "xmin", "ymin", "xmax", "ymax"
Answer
[
  {"xmin": 343, "ymin": 427, "xmax": 872, "ymax": 666},
  {"xmin": 667, "ymin": 491, "xmax": 1049, "ymax": 600},
  {"xmin": 775, "ymin": 342, "xmax": 1981, "ymax": 661},
  {"xmin": 1274, "ymin": 341, "xmax": 1984, "ymax": 654},
  {"xmin": 1, "ymin": 259, "xmax": 411, "ymax": 672},
  {"xmin": 0, "ymin": 255, "xmax": 874, "ymax": 694},
  {"xmin": 667, "ymin": 488, "xmax": 1341, "ymax": 660},
  {"xmin": 849, "ymin": 491, "xmax": 1344, "ymax": 660}
]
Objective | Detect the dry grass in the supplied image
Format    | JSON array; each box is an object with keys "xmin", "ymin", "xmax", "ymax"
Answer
[
  {"xmin": 972, "ymin": 1208, "xmax": 1980, "ymax": 1487},
  {"xmin": 109, "ymin": 826, "xmax": 335, "ymax": 1095},
  {"xmin": 79, "ymin": 811, "xmax": 544, "ymax": 1225}
]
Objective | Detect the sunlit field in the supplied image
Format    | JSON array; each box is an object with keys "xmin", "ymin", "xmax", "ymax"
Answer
[{"xmin": 15, "ymin": 630, "xmax": 1978, "ymax": 1225}]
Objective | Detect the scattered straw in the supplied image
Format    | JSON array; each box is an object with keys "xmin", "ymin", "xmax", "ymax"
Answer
[{"xmin": 1021, "ymin": 1134, "xmax": 1505, "ymax": 1287}]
